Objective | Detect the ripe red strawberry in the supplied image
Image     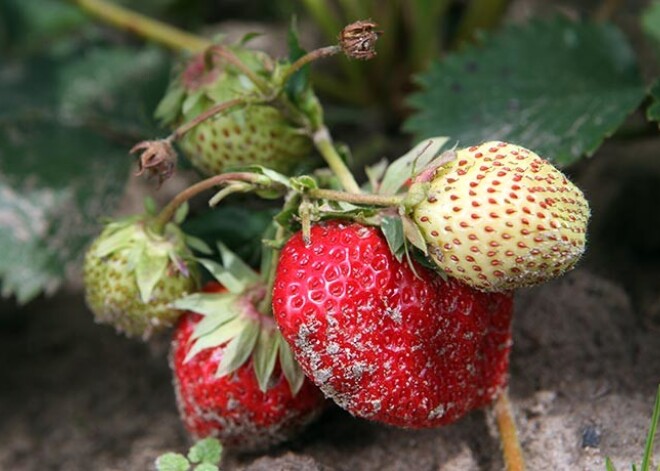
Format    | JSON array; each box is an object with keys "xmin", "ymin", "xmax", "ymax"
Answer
[
  {"xmin": 155, "ymin": 47, "xmax": 312, "ymax": 176},
  {"xmin": 412, "ymin": 141, "xmax": 590, "ymax": 292},
  {"xmin": 171, "ymin": 282, "xmax": 325, "ymax": 451},
  {"xmin": 272, "ymin": 220, "xmax": 513, "ymax": 428}
]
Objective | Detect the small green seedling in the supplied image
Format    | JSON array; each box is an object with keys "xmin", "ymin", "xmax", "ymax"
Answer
[
  {"xmin": 607, "ymin": 385, "xmax": 660, "ymax": 471},
  {"xmin": 155, "ymin": 437, "xmax": 223, "ymax": 471}
]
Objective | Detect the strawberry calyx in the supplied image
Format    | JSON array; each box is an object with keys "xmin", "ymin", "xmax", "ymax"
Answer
[
  {"xmin": 171, "ymin": 242, "xmax": 306, "ymax": 395},
  {"xmin": 91, "ymin": 213, "xmax": 200, "ymax": 304}
]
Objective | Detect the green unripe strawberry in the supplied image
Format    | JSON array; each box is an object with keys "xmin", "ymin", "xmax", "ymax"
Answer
[
  {"xmin": 413, "ymin": 141, "xmax": 589, "ymax": 292},
  {"xmin": 156, "ymin": 47, "xmax": 312, "ymax": 176},
  {"xmin": 83, "ymin": 216, "xmax": 199, "ymax": 339}
]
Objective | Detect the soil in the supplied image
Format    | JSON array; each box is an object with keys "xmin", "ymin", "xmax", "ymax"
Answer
[{"xmin": 0, "ymin": 137, "xmax": 659, "ymax": 471}]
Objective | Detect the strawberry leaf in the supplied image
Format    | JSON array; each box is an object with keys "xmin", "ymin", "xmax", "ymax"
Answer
[
  {"xmin": 216, "ymin": 318, "xmax": 260, "ymax": 377},
  {"xmin": 217, "ymin": 242, "xmax": 260, "ymax": 285},
  {"xmin": 155, "ymin": 453, "xmax": 190, "ymax": 471},
  {"xmin": 187, "ymin": 437, "xmax": 222, "ymax": 465},
  {"xmin": 642, "ymin": 1, "xmax": 660, "ymax": 47},
  {"xmin": 253, "ymin": 328, "xmax": 280, "ymax": 392},
  {"xmin": 194, "ymin": 464, "xmax": 219, "ymax": 471},
  {"xmin": 405, "ymin": 19, "xmax": 646, "ymax": 166},
  {"xmin": 379, "ymin": 137, "xmax": 449, "ymax": 195}
]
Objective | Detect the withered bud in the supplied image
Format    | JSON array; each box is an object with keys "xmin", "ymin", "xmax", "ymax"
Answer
[
  {"xmin": 339, "ymin": 20, "xmax": 382, "ymax": 60},
  {"xmin": 130, "ymin": 139, "xmax": 177, "ymax": 188}
]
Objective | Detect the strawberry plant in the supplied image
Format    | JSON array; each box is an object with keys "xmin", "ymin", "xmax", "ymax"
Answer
[{"xmin": 2, "ymin": 0, "xmax": 659, "ymax": 470}]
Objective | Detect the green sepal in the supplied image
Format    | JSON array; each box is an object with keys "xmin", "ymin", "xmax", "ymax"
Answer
[
  {"xmin": 253, "ymin": 327, "xmax": 280, "ymax": 392},
  {"xmin": 154, "ymin": 85, "xmax": 186, "ymax": 126},
  {"xmin": 217, "ymin": 241, "xmax": 260, "ymax": 284},
  {"xmin": 181, "ymin": 88, "xmax": 206, "ymax": 116},
  {"xmin": 279, "ymin": 340, "xmax": 305, "ymax": 395},
  {"xmin": 185, "ymin": 235, "xmax": 213, "ymax": 255},
  {"xmin": 155, "ymin": 452, "xmax": 190, "ymax": 471},
  {"xmin": 239, "ymin": 32, "xmax": 263, "ymax": 46},
  {"xmin": 243, "ymin": 165, "xmax": 292, "ymax": 189},
  {"xmin": 401, "ymin": 215, "xmax": 428, "ymax": 256},
  {"xmin": 135, "ymin": 246, "xmax": 170, "ymax": 303},
  {"xmin": 184, "ymin": 314, "xmax": 247, "ymax": 363},
  {"xmin": 143, "ymin": 196, "xmax": 158, "ymax": 216},
  {"xmin": 290, "ymin": 175, "xmax": 318, "ymax": 192},
  {"xmin": 170, "ymin": 291, "xmax": 236, "ymax": 318},
  {"xmin": 379, "ymin": 137, "xmax": 449, "ymax": 196},
  {"xmin": 197, "ymin": 258, "xmax": 248, "ymax": 294},
  {"xmin": 93, "ymin": 221, "xmax": 138, "ymax": 258},
  {"xmin": 174, "ymin": 202, "xmax": 189, "ymax": 225},
  {"xmin": 365, "ymin": 159, "xmax": 389, "ymax": 193},
  {"xmin": 216, "ymin": 318, "xmax": 260, "ymax": 378},
  {"xmin": 284, "ymin": 16, "xmax": 310, "ymax": 103},
  {"xmin": 381, "ymin": 216, "xmax": 405, "ymax": 263},
  {"xmin": 208, "ymin": 182, "xmax": 254, "ymax": 207}
]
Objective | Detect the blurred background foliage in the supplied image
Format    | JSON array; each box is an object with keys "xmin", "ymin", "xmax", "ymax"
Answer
[{"xmin": 0, "ymin": 0, "xmax": 658, "ymax": 303}]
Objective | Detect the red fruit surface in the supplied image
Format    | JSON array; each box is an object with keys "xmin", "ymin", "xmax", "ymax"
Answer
[
  {"xmin": 272, "ymin": 221, "xmax": 513, "ymax": 428},
  {"xmin": 170, "ymin": 283, "xmax": 325, "ymax": 451}
]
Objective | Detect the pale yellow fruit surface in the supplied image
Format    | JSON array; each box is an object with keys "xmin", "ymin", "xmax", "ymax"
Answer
[{"xmin": 413, "ymin": 141, "xmax": 590, "ymax": 292}]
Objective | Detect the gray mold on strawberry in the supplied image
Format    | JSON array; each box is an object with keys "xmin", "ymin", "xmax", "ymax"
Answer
[{"xmin": 273, "ymin": 220, "xmax": 514, "ymax": 429}]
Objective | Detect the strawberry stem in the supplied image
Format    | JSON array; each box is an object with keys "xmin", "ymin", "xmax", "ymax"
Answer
[
  {"xmin": 72, "ymin": 0, "xmax": 211, "ymax": 52},
  {"xmin": 167, "ymin": 97, "xmax": 246, "ymax": 142},
  {"xmin": 313, "ymin": 127, "xmax": 362, "ymax": 194},
  {"xmin": 153, "ymin": 172, "xmax": 278, "ymax": 233},
  {"xmin": 258, "ymin": 224, "xmax": 286, "ymax": 315},
  {"xmin": 278, "ymin": 45, "xmax": 342, "ymax": 85},
  {"xmin": 307, "ymin": 188, "xmax": 403, "ymax": 207},
  {"xmin": 494, "ymin": 389, "xmax": 526, "ymax": 471}
]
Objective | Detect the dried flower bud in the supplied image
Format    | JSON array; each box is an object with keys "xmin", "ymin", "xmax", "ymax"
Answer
[
  {"xmin": 339, "ymin": 20, "xmax": 381, "ymax": 60},
  {"xmin": 130, "ymin": 139, "xmax": 177, "ymax": 187}
]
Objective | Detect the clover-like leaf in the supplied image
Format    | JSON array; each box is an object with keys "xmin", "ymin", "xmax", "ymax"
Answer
[
  {"xmin": 187, "ymin": 437, "xmax": 223, "ymax": 465},
  {"xmin": 155, "ymin": 453, "xmax": 190, "ymax": 471}
]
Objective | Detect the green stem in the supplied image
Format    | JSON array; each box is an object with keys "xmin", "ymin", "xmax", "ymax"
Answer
[
  {"xmin": 258, "ymin": 224, "xmax": 286, "ymax": 315},
  {"xmin": 279, "ymin": 45, "xmax": 342, "ymax": 85},
  {"xmin": 153, "ymin": 172, "xmax": 270, "ymax": 233},
  {"xmin": 72, "ymin": 0, "xmax": 211, "ymax": 52},
  {"xmin": 307, "ymin": 188, "xmax": 402, "ymax": 207},
  {"xmin": 168, "ymin": 97, "xmax": 245, "ymax": 141},
  {"xmin": 313, "ymin": 127, "xmax": 361, "ymax": 194},
  {"xmin": 494, "ymin": 389, "xmax": 526, "ymax": 471}
]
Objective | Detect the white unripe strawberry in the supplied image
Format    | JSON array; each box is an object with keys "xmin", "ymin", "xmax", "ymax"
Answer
[{"xmin": 412, "ymin": 141, "xmax": 589, "ymax": 292}]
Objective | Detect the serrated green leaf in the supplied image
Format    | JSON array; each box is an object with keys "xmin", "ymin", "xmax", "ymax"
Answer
[
  {"xmin": 187, "ymin": 437, "xmax": 223, "ymax": 465},
  {"xmin": 0, "ymin": 45, "xmax": 169, "ymax": 303},
  {"xmin": 401, "ymin": 215, "xmax": 428, "ymax": 256},
  {"xmin": 379, "ymin": 137, "xmax": 449, "ymax": 195},
  {"xmin": 380, "ymin": 216, "xmax": 405, "ymax": 262},
  {"xmin": 185, "ymin": 315, "xmax": 247, "ymax": 363},
  {"xmin": 648, "ymin": 80, "xmax": 660, "ymax": 125},
  {"xmin": 217, "ymin": 242, "xmax": 260, "ymax": 285},
  {"xmin": 135, "ymin": 249, "xmax": 169, "ymax": 303},
  {"xmin": 253, "ymin": 328, "xmax": 280, "ymax": 392},
  {"xmin": 279, "ymin": 340, "xmax": 304, "ymax": 395},
  {"xmin": 406, "ymin": 19, "xmax": 646, "ymax": 166},
  {"xmin": 642, "ymin": 1, "xmax": 660, "ymax": 46},
  {"xmin": 216, "ymin": 319, "xmax": 260, "ymax": 377},
  {"xmin": 155, "ymin": 452, "xmax": 190, "ymax": 471}
]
